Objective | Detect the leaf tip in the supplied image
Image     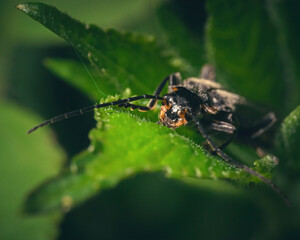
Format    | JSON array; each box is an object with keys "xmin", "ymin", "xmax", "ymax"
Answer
[{"xmin": 16, "ymin": 3, "xmax": 27, "ymax": 12}]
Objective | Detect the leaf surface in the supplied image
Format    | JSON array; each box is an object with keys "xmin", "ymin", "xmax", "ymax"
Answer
[
  {"xmin": 24, "ymin": 97, "xmax": 273, "ymax": 213},
  {"xmin": 276, "ymin": 105, "xmax": 300, "ymax": 169},
  {"xmin": 205, "ymin": 0, "xmax": 286, "ymax": 112},
  {"xmin": 155, "ymin": 1, "xmax": 207, "ymax": 76},
  {"xmin": 266, "ymin": 0, "xmax": 300, "ymax": 113},
  {"xmin": 44, "ymin": 58, "xmax": 100, "ymax": 100},
  {"xmin": 17, "ymin": 2, "xmax": 182, "ymax": 98}
]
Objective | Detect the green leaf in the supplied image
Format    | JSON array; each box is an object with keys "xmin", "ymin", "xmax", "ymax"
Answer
[
  {"xmin": 44, "ymin": 58, "xmax": 100, "ymax": 100},
  {"xmin": 17, "ymin": 2, "xmax": 182, "ymax": 97},
  {"xmin": 276, "ymin": 105, "xmax": 300, "ymax": 169},
  {"xmin": 24, "ymin": 96, "xmax": 274, "ymax": 213},
  {"xmin": 17, "ymin": 2, "xmax": 279, "ymax": 214},
  {"xmin": 0, "ymin": 101, "xmax": 64, "ymax": 240},
  {"xmin": 155, "ymin": 1, "xmax": 207, "ymax": 76},
  {"xmin": 25, "ymin": 172, "xmax": 97, "ymax": 214},
  {"xmin": 205, "ymin": 0, "xmax": 286, "ymax": 112},
  {"xmin": 266, "ymin": 0, "xmax": 300, "ymax": 113}
]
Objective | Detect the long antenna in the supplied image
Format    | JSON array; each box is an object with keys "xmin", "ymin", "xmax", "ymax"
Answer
[
  {"xmin": 67, "ymin": 34, "xmax": 107, "ymax": 97},
  {"xmin": 27, "ymin": 95, "xmax": 162, "ymax": 134}
]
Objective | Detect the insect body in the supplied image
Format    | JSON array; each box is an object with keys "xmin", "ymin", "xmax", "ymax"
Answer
[{"xmin": 28, "ymin": 65, "xmax": 289, "ymax": 205}]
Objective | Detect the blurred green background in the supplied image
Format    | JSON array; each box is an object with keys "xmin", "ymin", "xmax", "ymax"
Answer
[{"xmin": 1, "ymin": 0, "xmax": 299, "ymax": 239}]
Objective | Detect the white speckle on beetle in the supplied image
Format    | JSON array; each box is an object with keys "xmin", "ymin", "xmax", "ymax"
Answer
[{"xmin": 85, "ymin": 24, "xmax": 90, "ymax": 30}]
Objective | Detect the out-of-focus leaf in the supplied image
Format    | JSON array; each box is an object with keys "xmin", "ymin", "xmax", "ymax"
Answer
[
  {"xmin": 44, "ymin": 58, "xmax": 100, "ymax": 100},
  {"xmin": 205, "ymin": 0, "xmax": 285, "ymax": 112},
  {"xmin": 0, "ymin": 101, "xmax": 64, "ymax": 240},
  {"xmin": 276, "ymin": 105, "xmax": 300, "ymax": 169},
  {"xmin": 24, "ymin": 171, "xmax": 97, "ymax": 214},
  {"xmin": 266, "ymin": 0, "xmax": 300, "ymax": 113},
  {"xmin": 17, "ymin": 2, "xmax": 183, "ymax": 98},
  {"xmin": 155, "ymin": 0, "xmax": 207, "ymax": 76}
]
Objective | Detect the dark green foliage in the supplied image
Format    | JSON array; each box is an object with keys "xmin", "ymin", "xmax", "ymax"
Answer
[
  {"xmin": 276, "ymin": 105, "xmax": 300, "ymax": 169},
  {"xmin": 206, "ymin": 0, "xmax": 299, "ymax": 114},
  {"xmin": 17, "ymin": 2, "xmax": 181, "ymax": 97},
  {"xmin": 14, "ymin": 1, "xmax": 300, "ymax": 239}
]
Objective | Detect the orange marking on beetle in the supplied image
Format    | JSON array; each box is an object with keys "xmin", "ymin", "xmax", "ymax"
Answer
[
  {"xmin": 159, "ymin": 105, "xmax": 167, "ymax": 121},
  {"xmin": 162, "ymin": 98, "xmax": 171, "ymax": 109},
  {"xmin": 174, "ymin": 109, "xmax": 188, "ymax": 127}
]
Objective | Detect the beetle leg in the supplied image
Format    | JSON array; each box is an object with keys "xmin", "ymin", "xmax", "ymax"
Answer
[
  {"xmin": 207, "ymin": 120, "xmax": 237, "ymax": 150},
  {"xmin": 190, "ymin": 114, "xmax": 290, "ymax": 206},
  {"xmin": 167, "ymin": 72, "xmax": 183, "ymax": 93},
  {"xmin": 116, "ymin": 73, "xmax": 182, "ymax": 112},
  {"xmin": 210, "ymin": 120, "xmax": 236, "ymax": 134},
  {"xmin": 200, "ymin": 64, "xmax": 216, "ymax": 81},
  {"xmin": 148, "ymin": 73, "xmax": 182, "ymax": 109},
  {"xmin": 250, "ymin": 112, "xmax": 276, "ymax": 138}
]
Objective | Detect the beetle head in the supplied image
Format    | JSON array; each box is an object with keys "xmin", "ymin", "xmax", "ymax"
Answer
[{"xmin": 159, "ymin": 93, "xmax": 190, "ymax": 129}]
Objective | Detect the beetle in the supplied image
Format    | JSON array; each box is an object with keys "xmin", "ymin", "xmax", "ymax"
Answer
[{"xmin": 28, "ymin": 64, "xmax": 289, "ymax": 205}]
